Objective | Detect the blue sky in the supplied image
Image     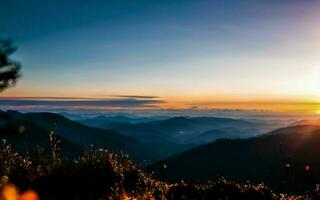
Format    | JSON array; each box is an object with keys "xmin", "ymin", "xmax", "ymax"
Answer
[{"xmin": 1, "ymin": 0, "xmax": 320, "ymax": 111}]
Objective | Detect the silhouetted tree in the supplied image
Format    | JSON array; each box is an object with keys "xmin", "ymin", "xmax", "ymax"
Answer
[{"xmin": 0, "ymin": 39, "xmax": 21, "ymax": 92}]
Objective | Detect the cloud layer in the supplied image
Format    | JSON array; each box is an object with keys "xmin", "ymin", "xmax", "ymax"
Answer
[{"xmin": 0, "ymin": 96, "xmax": 165, "ymax": 111}]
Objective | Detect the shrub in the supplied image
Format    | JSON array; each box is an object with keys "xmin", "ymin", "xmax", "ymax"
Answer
[{"xmin": 0, "ymin": 133, "xmax": 318, "ymax": 200}]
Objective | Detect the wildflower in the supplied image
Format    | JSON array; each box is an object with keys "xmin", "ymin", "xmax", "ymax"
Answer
[
  {"xmin": 19, "ymin": 190, "xmax": 39, "ymax": 200},
  {"xmin": 0, "ymin": 184, "xmax": 18, "ymax": 200},
  {"xmin": 305, "ymin": 165, "xmax": 310, "ymax": 171}
]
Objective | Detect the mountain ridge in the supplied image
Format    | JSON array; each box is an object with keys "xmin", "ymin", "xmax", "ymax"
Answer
[
  {"xmin": 0, "ymin": 110, "xmax": 155, "ymax": 161},
  {"xmin": 150, "ymin": 124, "xmax": 320, "ymax": 192}
]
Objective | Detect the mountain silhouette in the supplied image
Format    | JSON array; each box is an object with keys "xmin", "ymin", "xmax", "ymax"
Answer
[
  {"xmin": 77, "ymin": 115, "xmax": 169, "ymax": 129},
  {"xmin": 88, "ymin": 116, "xmax": 263, "ymax": 145},
  {"xmin": 83, "ymin": 116, "xmax": 264, "ymax": 159},
  {"xmin": 0, "ymin": 110, "xmax": 154, "ymax": 161},
  {"xmin": 150, "ymin": 124, "xmax": 320, "ymax": 192},
  {"xmin": 0, "ymin": 110, "xmax": 82, "ymax": 158}
]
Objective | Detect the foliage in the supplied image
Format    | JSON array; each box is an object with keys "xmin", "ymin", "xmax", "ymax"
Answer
[
  {"xmin": 0, "ymin": 133, "xmax": 319, "ymax": 200},
  {"xmin": 0, "ymin": 39, "xmax": 21, "ymax": 92}
]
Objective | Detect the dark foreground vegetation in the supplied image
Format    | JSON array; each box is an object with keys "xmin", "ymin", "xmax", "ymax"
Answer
[
  {"xmin": 0, "ymin": 133, "xmax": 319, "ymax": 200},
  {"xmin": 150, "ymin": 125, "xmax": 320, "ymax": 195}
]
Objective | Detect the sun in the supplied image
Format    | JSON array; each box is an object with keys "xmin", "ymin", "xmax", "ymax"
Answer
[{"xmin": 299, "ymin": 67, "xmax": 320, "ymax": 97}]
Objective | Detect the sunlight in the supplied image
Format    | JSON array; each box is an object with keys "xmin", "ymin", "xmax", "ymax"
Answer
[
  {"xmin": 298, "ymin": 67, "xmax": 320, "ymax": 98},
  {"xmin": 2, "ymin": 1, "xmax": 320, "ymax": 199}
]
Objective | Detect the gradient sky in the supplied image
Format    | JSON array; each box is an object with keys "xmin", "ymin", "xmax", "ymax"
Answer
[{"xmin": 1, "ymin": 0, "xmax": 320, "ymax": 112}]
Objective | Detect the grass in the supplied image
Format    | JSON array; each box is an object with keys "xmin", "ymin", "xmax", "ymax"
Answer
[{"xmin": 0, "ymin": 132, "xmax": 319, "ymax": 200}]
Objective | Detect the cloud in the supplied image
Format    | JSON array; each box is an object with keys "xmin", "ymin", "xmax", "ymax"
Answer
[
  {"xmin": 0, "ymin": 97, "xmax": 165, "ymax": 111},
  {"xmin": 112, "ymin": 95, "xmax": 160, "ymax": 99}
]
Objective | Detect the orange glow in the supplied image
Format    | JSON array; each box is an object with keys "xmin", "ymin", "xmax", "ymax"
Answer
[
  {"xmin": 158, "ymin": 96, "xmax": 320, "ymax": 113},
  {"xmin": 18, "ymin": 191, "xmax": 39, "ymax": 200},
  {"xmin": 1, "ymin": 184, "xmax": 19, "ymax": 200},
  {"xmin": 0, "ymin": 184, "xmax": 39, "ymax": 200},
  {"xmin": 1, "ymin": 93, "xmax": 320, "ymax": 113}
]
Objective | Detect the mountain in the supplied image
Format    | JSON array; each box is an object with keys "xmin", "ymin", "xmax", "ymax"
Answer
[
  {"xmin": 77, "ymin": 115, "xmax": 169, "ymax": 129},
  {"xmin": 0, "ymin": 111, "xmax": 82, "ymax": 158},
  {"xmin": 78, "ymin": 116, "xmax": 264, "ymax": 159},
  {"xmin": 182, "ymin": 129, "xmax": 234, "ymax": 144},
  {"xmin": 3, "ymin": 111, "xmax": 262, "ymax": 162},
  {"xmin": 0, "ymin": 110, "xmax": 154, "ymax": 161},
  {"xmin": 150, "ymin": 125, "xmax": 320, "ymax": 192},
  {"xmin": 58, "ymin": 112, "xmax": 88, "ymax": 121},
  {"xmin": 264, "ymin": 124, "xmax": 320, "ymax": 136},
  {"xmin": 290, "ymin": 119, "xmax": 320, "ymax": 126},
  {"xmin": 109, "ymin": 116, "xmax": 262, "ymax": 145}
]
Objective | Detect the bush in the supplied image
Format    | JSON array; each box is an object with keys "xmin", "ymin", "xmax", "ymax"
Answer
[{"xmin": 0, "ymin": 133, "xmax": 318, "ymax": 200}]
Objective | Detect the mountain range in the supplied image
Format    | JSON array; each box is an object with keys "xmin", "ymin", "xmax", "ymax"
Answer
[
  {"xmin": 3, "ymin": 109, "xmax": 320, "ymax": 192},
  {"xmin": 78, "ymin": 116, "xmax": 267, "ymax": 145},
  {"xmin": 77, "ymin": 115, "xmax": 270, "ymax": 159},
  {"xmin": 1, "ymin": 111, "xmax": 274, "ymax": 162},
  {"xmin": 0, "ymin": 110, "xmax": 153, "ymax": 161}
]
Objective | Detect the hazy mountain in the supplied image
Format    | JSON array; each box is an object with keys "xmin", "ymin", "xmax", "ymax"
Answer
[
  {"xmin": 290, "ymin": 119, "xmax": 320, "ymax": 126},
  {"xmin": 0, "ymin": 110, "xmax": 155, "ymax": 161},
  {"xmin": 79, "ymin": 116, "xmax": 263, "ymax": 159},
  {"xmin": 150, "ymin": 125, "xmax": 320, "ymax": 192},
  {"xmin": 182, "ymin": 129, "xmax": 234, "ymax": 144},
  {"xmin": 264, "ymin": 124, "xmax": 320, "ymax": 136},
  {"xmin": 58, "ymin": 112, "xmax": 88, "ymax": 121},
  {"xmin": 77, "ymin": 115, "xmax": 169, "ymax": 129},
  {"xmin": 109, "ymin": 116, "xmax": 262, "ymax": 145}
]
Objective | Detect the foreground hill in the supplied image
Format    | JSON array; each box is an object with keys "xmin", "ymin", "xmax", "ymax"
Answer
[
  {"xmin": 150, "ymin": 125, "xmax": 320, "ymax": 192},
  {"xmin": 0, "ymin": 111, "xmax": 82, "ymax": 158},
  {"xmin": 0, "ymin": 110, "xmax": 154, "ymax": 161},
  {"xmin": 1, "ymin": 141, "xmax": 312, "ymax": 200}
]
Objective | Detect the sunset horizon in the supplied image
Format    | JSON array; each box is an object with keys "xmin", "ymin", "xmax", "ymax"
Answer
[
  {"xmin": 2, "ymin": 1, "xmax": 320, "ymax": 199},
  {"xmin": 1, "ymin": 0, "xmax": 320, "ymax": 114},
  {"xmin": 0, "ymin": 95, "xmax": 320, "ymax": 113}
]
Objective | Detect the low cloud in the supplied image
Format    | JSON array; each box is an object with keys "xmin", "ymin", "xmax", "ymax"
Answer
[
  {"xmin": 113, "ymin": 95, "xmax": 160, "ymax": 99},
  {"xmin": 0, "ymin": 97, "xmax": 165, "ymax": 111}
]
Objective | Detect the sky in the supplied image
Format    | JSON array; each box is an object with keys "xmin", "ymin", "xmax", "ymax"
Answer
[{"xmin": 1, "ymin": 0, "xmax": 320, "ymax": 112}]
